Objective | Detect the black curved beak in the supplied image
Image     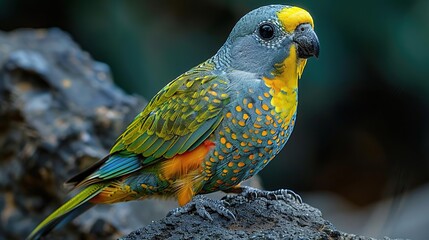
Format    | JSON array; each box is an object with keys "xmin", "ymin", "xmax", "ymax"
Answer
[{"xmin": 293, "ymin": 23, "xmax": 320, "ymax": 59}]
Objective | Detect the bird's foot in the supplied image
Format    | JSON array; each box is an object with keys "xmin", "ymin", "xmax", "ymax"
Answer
[
  {"xmin": 168, "ymin": 195, "xmax": 236, "ymax": 221},
  {"xmin": 238, "ymin": 186, "xmax": 302, "ymax": 204}
]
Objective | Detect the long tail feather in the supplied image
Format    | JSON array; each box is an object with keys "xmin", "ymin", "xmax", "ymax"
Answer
[{"xmin": 27, "ymin": 183, "xmax": 106, "ymax": 240}]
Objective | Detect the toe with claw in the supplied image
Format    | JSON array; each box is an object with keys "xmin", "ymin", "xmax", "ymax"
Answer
[
  {"xmin": 168, "ymin": 195, "xmax": 236, "ymax": 221},
  {"xmin": 227, "ymin": 186, "xmax": 302, "ymax": 204}
]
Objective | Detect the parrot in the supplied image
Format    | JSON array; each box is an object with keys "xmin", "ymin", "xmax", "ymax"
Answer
[{"xmin": 27, "ymin": 4, "xmax": 319, "ymax": 239}]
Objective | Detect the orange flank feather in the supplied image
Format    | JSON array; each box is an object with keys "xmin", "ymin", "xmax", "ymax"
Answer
[
  {"xmin": 161, "ymin": 140, "xmax": 215, "ymax": 179},
  {"xmin": 175, "ymin": 170, "xmax": 205, "ymax": 206},
  {"xmin": 161, "ymin": 140, "xmax": 215, "ymax": 206}
]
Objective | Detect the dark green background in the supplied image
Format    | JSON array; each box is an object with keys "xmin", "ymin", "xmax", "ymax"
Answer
[{"xmin": 1, "ymin": 0, "xmax": 428, "ymax": 237}]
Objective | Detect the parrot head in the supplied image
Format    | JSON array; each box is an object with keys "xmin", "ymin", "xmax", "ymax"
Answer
[{"xmin": 218, "ymin": 5, "xmax": 319, "ymax": 80}]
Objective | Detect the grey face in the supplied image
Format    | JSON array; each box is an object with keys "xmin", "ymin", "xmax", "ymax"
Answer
[{"xmin": 226, "ymin": 5, "xmax": 293, "ymax": 78}]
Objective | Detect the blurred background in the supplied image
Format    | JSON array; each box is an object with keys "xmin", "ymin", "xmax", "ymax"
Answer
[{"xmin": 1, "ymin": 0, "xmax": 428, "ymax": 239}]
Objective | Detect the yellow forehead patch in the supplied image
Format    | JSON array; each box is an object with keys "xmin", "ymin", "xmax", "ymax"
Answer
[{"xmin": 277, "ymin": 6, "xmax": 314, "ymax": 32}]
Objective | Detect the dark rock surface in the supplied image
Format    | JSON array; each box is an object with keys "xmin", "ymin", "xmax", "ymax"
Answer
[
  {"xmin": 0, "ymin": 28, "xmax": 145, "ymax": 239},
  {"xmin": 121, "ymin": 194, "xmax": 399, "ymax": 240}
]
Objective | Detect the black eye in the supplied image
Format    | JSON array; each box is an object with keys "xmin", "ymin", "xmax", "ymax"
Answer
[{"xmin": 258, "ymin": 23, "xmax": 275, "ymax": 40}]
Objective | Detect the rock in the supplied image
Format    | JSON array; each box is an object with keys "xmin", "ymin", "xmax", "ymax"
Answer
[
  {"xmin": 0, "ymin": 28, "xmax": 144, "ymax": 239},
  {"xmin": 121, "ymin": 194, "xmax": 402, "ymax": 240}
]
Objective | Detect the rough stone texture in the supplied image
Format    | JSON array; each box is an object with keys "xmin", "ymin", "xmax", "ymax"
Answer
[
  {"xmin": 0, "ymin": 28, "xmax": 145, "ymax": 240},
  {"xmin": 121, "ymin": 194, "xmax": 400, "ymax": 240}
]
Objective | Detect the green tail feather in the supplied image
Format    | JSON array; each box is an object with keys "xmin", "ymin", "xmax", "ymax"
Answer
[{"xmin": 27, "ymin": 183, "xmax": 106, "ymax": 240}]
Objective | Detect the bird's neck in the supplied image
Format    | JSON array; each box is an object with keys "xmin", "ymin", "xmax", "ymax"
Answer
[{"xmin": 263, "ymin": 45, "xmax": 307, "ymax": 122}]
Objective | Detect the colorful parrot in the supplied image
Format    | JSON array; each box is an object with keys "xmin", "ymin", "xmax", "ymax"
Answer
[{"xmin": 28, "ymin": 4, "xmax": 319, "ymax": 239}]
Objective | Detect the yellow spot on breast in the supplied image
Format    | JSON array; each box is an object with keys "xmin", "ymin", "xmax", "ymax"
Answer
[
  {"xmin": 248, "ymin": 103, "xmax": 253, "ymax": 109},
  {"xmin": 220, "ymin": 137, "xmax": 226, "ymax": 144},
  {"xmin": 231, "ymin": 133, "xmax": 237, "ymax": 140},
  {"xmin": 226, "ymin": 142, "xmax": 233, "ymax": 149},
  {"xmin": 264, "ymin": 92, "xmax": 270, "ymax": 98},
  {"xmin": 238, "ymin": 120, "xmax": 246, "ymax": 127},
  {"xmin": 236, "ymin": 106, "xmax": 242, "ymax": 112},
  {"xmin": 243, "ymin": 113, "xmax": 249, "ymax": 120},
  {"xmin": 262, "ymin": 104, "xmax": 269, "ymax": 111},
  {"xmin": 249, "ymin": 154, "xmax": 255, "ymax": 160},
  {"xmin": 242, "ymin": 133, "xmax": 249, "ymax": 139},
  {"xmin": 255, "ymin": 109, "xmax": 262, "ymax": 115},
  {"xmin": 231, "ymin": 177, "xmax": 238, "ymax": 181},
  {"xmin": 223, "ymin": 169, "xmax": 228, "ymax": 174},
  {"xmin": 228, "ymin": 162, "xmax": 234, "ymax": 167},
  {"xmin": 233, "ymin": 169, "xmax": 240, "ymax": 173},
  {"xmin": 238, "ymin": 162, "xmax": 245, "ymax": 167},
  {"xmin": 240, "ymin": 142, "xmax": 246, "ymax": 147}
]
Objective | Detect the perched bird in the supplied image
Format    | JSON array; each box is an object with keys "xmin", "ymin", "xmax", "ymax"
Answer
[{"xmin": 28, "ymin": 4, "xmax": 319, "ymax": 239}]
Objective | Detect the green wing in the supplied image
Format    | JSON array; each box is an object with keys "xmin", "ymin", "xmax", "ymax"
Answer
[
  {"xmin": 67, "ymin": 62, "xmax": 230, "ymax": 187},
  {"xmin": 111, "ymin": 62, "xmax": 229, "ymax": 164}
]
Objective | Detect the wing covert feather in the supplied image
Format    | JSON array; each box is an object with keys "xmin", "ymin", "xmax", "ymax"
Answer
[{"xmin": 111, "ymin": 62, "xmax": 230, "ymax": 165}]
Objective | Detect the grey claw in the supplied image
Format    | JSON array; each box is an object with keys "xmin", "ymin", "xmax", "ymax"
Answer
[
  {"xmin": 240, "ymin": 187, "xmax": 303, "ymax": 204},
  {"xmin": 168, "ymin": 195, "xmax": 236, "ymax": 221}
]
